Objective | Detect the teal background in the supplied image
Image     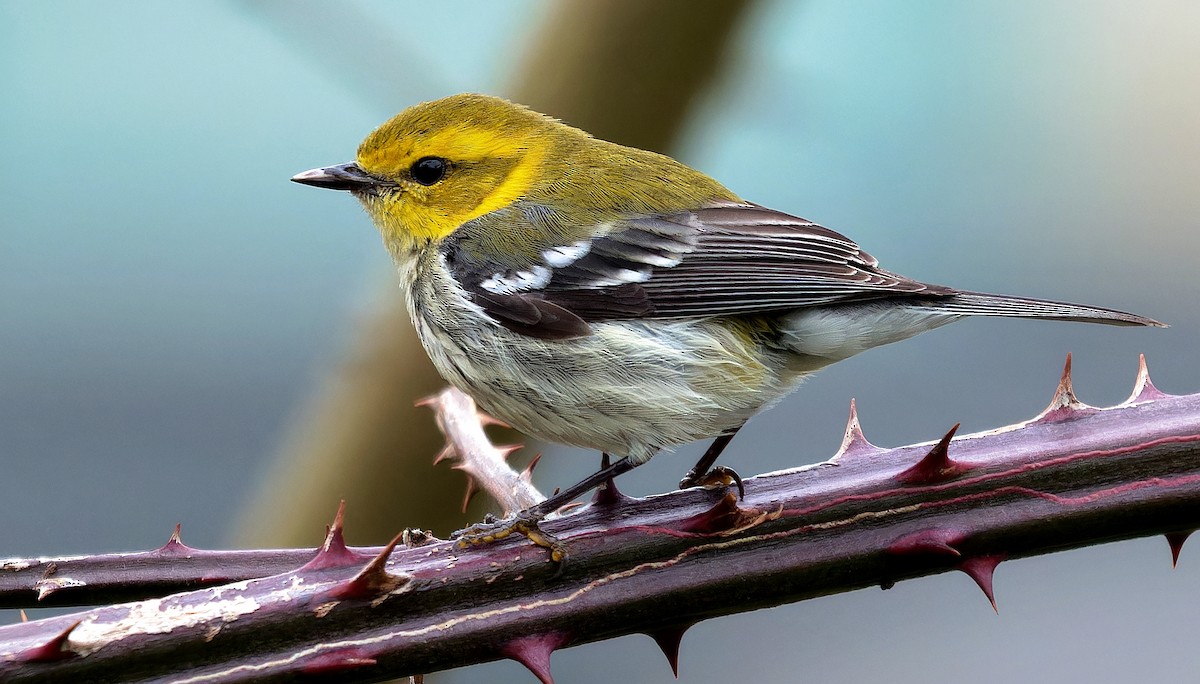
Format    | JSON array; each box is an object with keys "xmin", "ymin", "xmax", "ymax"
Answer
[{"xmin": 3, "ymin": 1, "xmax": 1198, "ymax": 682}]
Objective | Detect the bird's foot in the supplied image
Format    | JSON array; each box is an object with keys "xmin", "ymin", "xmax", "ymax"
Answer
[
  {"xmin": 679, "ymin": 465, "xmax": 745, "ymax": 500},
  {"xmin": 451, "ymin": 509, "xmax": 568, "ymax": 565}
]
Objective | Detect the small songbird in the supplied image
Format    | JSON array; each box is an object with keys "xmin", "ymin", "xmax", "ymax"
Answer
[{"xmin": 293, "ymin": 93, "xmax": 1162, "ymax": 520}]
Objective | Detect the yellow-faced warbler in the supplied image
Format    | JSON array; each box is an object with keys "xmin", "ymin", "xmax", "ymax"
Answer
[{"xmin": 294, "ymin": 93, "xmax": 1162, "ymax": 521}]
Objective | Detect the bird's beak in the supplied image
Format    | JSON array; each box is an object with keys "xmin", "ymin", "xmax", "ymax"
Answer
[{"xmin": 291, "ymin": 162, "xmax": 391, "ymax": 193}]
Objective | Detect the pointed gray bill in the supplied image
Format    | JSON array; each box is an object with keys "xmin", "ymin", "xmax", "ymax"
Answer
[{"xmin": 291, "ymin": 162, "xmax": 392, "ymax": 193}]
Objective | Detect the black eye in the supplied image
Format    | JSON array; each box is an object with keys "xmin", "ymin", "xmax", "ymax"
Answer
[{"xmin": 410, "ymin": 156, "xmax": 447, "ymax": 185}]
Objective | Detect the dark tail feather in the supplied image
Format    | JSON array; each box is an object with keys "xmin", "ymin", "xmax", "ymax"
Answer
[{"xmin": 909, "ymin": 290, "xmax": 1166, "ymax": 328}]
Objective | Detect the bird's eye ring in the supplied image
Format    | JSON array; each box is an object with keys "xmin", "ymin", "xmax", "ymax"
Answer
[{"xmin": 410, "ymin": 156, "xmax": 448, "ymax": 185}]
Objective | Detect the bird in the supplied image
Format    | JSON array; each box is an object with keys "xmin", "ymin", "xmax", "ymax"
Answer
[{"xmin": 292, "ymin": 93, "xmax": 1162, "ymax": 525}]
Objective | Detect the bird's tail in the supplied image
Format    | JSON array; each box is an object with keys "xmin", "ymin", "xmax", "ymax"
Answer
[{"xmin": 910, "ymin": 291, "xmax": 1165, "ymax": 328}]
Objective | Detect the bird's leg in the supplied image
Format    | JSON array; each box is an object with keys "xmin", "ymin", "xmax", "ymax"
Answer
[
  {"xmin": 452, "ymin": 453, "xmax": 641, "ymax": 564},
  {"xmin": 529, "ymin": 453, "xmax": 639, "ymax": 518},
  {"xmin": 679, "ymin": 424, "xmax": 746, "ymax": 499},
  {"xmin": 592, "ymin": 451, "xmax": 625, "ymax": 506}
]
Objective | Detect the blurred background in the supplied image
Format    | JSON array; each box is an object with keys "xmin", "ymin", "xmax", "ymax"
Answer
[{"xmin": 2, "ymin": 1, "xmax": 1198, "ymax": 682}]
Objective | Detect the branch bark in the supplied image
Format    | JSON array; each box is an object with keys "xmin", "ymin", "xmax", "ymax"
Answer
[{"xmin": 2, "ymin": 360, "xmax": 1197, "ymax": 683}]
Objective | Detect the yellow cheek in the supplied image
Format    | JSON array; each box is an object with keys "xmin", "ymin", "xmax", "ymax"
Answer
[
  {"xmin": 360, "ymin": 192, "xmax": 444, "ymax": 252},
  {"xmin": 358, "ymin": 125, "xmax": 547, "ymax": 247}
]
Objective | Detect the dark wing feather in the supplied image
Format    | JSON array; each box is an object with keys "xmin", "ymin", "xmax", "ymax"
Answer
[
  {"xmin": 470, "ymin": 290, "xmax": 592, "ymax": 340},
  {"xmin": 445, "ymin": 202, "xmax": 947, "ymax": 338}
]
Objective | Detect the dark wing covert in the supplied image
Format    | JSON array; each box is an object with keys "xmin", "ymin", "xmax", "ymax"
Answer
[{"xmin": 445, "ymin": 202, "xmax": 949, "ymax": 339}]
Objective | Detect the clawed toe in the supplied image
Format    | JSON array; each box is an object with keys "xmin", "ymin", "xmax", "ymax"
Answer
[
  {"xmin": 452, "ymin": 509, "xmax": 568, "ymax": 564},
  {"xmin": 679, "ymin": 465, "xmax": 745, "ymax": 499}
]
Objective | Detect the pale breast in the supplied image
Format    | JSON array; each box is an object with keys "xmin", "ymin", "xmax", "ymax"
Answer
[{"xmin": 400, "ymin": 251, "xmax": 803, "ymax": 463}]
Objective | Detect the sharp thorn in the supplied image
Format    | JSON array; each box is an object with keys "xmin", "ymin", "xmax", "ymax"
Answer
[
  {"xmin": 496, "ymin": 444, "xmax": 524, "ymax": 460},
  {"xmin": 959, "ymin": 555, "xmax": 1004, "ymax": 613},
  {"xmin": 1126, "ymin": 354, "xmax": 1168, "ymax": 404},
  {"xmin": 1051, "ymin": 352, "xmax": 1080, "ymax": 406},
  {"xmin": 154, "ymin": 522, "xmax": 194, "ymax": 556},
  {"xmin": 591, "ymin": 453, "xmax": 631, "ymax": 507},
  {"xmin": 332, "ymin": 500, "xmax": 346, "ymax": 535},
  {"xmin": 432, "ymin": 445, "xmax": 455, "ymax": 465},
  {"xmin": 521, "ymin": 453, "xmax": 543, "ymax": 483},
  {"xmin": 887, "ymin": 528, "xmax": 965, "ymax": 557},
  {"xmin": 19, "ymin": 609, "xmax": 28, "ymax": 623},
  {"xmin": 18, "ymin": 619, "xmax": 81, "ymax": 663},
  {"xmin": 592, "ymin": 476, "xmax": 627, "ymax": 506},
  {"xmin": 648, "ymin": 625, "xmax": 691, "ymax": 678},
  {"xmin": 895, "ymin": 424, "xmax": 969, "ymax": 484},
  {"xmin": 832, "ymin": 398, "xmax": 882, "ymax": 461},
  {"xmin": 1166, "ymin": 531, "xmax": 1192, "ymax": 568},
  {"xmin": 300, "ymin": 501, "xmax": 364, "ymax": 571},
  {"xmin": 477, "ymin": 411, "xmax": 511, "ymax": 428},
  {"xmin": 676, "ymin": 493, "xmax": 742, "ymax": 534},
  {"xmin": 358, "ymin": 530, "xmax": 405, "ymax": 580},
  {"xmin": 461, "ymin": 476, "xmax": 479, "ymax": 514},
  {"xmin": 327, "ymin": 531, "xmax": 410, "ymax": 600},
  {"xmin": 1034, "ymin": 353, "xmax": 1096, "ymax": 422},
  {"xmin": 500, "ymin": 632, "xmax": 571, "ymax": 684}
]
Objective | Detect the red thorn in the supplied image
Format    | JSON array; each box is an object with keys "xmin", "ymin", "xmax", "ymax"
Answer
[
  {"xmin": 1049, "ymin": 352, "xmax": 1079, "ymax": 406},
  {"xmin": 413, "ymin": 393, "xmax": 438, "ymax": 409},
  {"xmin": 557, "ymin": 501, "xmax": 585, "ymax": 515},
  {"xmin": 460, "ymin": 475, "xmax": 479, "ymax": 514},
  {"xmin": 888, "ymin": 528, "xmax": 965, "ymax": 557},
  {"xmin": 676, "ymin": 493, "xmax": 741, "ymax": 534},
  {"xmin": 18, "ymin": 619, "xmax": 81, "ymax": 663},
  {"xmin": 1034, "ymin": 353, "xmax": 1096, "ymax": 422},
  {"xmin": 832, "ymin": 399, "xmax": 882, "ymax": 461},
  {"xmin": 496, "ymin": 444, "xmax": 523, "ymax": 461},
  {"xmin": 478, "ymin": 411, "xmax": 511, "ymax": 428},
  {"xmin": 300, "ymin": 501, "xmax": 366, "ymax": 572},
  {"xmin": 153, "ymin": 523, "xmax": 195, "ymax": 556},
  {"xmin": 301, "ymin": 647, "xmax": 378, "ymax": 674},
  {"xmin": 521, "ymin": 453, "xmax": 543, "ymax": 483},
  {"xmin": 1166, "ymin": 531, "xmax": 1192, "ymax": 568},
  {"xmin": 500, "ymin": 632, "xmax": 571, "ymax": 684},
  {"xmin": 19, "ymin": 610, "xmax": 28, "ymax": 623},
  {"xmin": 959, "ymin": 555, "xmax": 1004, "ymax": 613},
  {"xmin": 648, "ymin": 625, "xmax": 691, "ymax": 678},
  {"xmin": 592, "ymin": 453, "xmax": 632, "ymax": 507},
  {"xmin": 332, "ymin": 500, "xmax": 346, "ymax": 533},
  {"xmin": 432, "ymin": 445, "xmax": 455, "ymax": 465},
  {"xmin": 591, "ymin": 476, "xmax": 628, "ymax": 506},
  {"xmin": 325, "ymin": 531, "xmax": 410, "ymax": 601},
  {"xmin": 1126, "ymin": 354, "xmax": 1168, "ymax": 404},
  {"xmin": 895, "ymin": 424, "xmax": 972, "ymax": 484}
]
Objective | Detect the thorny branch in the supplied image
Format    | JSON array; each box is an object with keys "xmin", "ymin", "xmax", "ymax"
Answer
[
  {"xmin": 0, "ymin": 390, "xmax": 541, "ymax": 612},
  {"xmin": 1, "ymin": 356, "xmax": 1198, "ymax": 684},
  {"xmin": 418, "ymin": 387, "xmax": 544, "ymax": 515}
]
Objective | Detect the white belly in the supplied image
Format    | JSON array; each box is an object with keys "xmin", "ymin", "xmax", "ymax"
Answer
[{"xmin": 401, "ymin": 255, "xmax": 800, "ymax": 462}]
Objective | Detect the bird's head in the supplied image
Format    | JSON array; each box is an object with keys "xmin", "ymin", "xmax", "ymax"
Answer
[{"xmin": 292, "ymin": 94, "xmax": 570, "ymax": 253}]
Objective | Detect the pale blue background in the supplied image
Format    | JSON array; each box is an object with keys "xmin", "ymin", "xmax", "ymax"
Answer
[{"xmin": 3, "ymin": 2, "xmax": 1198, "ymax": 682}]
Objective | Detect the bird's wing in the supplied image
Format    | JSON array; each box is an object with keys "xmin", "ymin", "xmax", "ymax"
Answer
[{"xmin": 443, "ymin": 202, "xmax": 949, "ymax": 340}]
